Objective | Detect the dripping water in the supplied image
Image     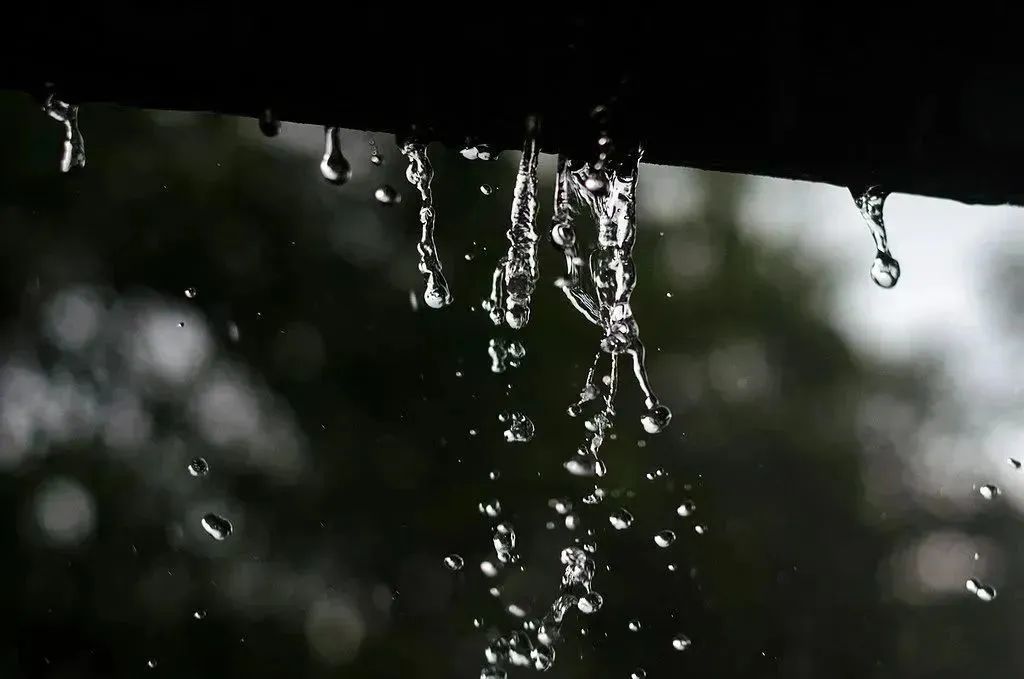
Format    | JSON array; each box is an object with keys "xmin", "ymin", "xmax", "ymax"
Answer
[
  {"xmin": 400, "ymin": 141, "xmax": 453, "ymax": 309},
  {"xmin": 852, "ymin": 185, "xmax": 900, "ymax": 288},
  {"xmin": 43, "ymin": 94, "xmax": 85, "ymax": 173},
  {"xmin": 320, "ymin": 127, "xmax": 352, "ymax": 185}
]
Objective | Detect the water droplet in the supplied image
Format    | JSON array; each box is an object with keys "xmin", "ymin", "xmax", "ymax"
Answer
[
  {"xmin": 258, "ymin": 108, "xmax": 280, "ymax": 137},
  {"xmin": 628, "ymin": 619, "xmax": 641, "ymax": 632},
  {"xmin": 480, "ymin": 561, "xmax": 499, "ymax": 578},
  {"xmin": 201, "ymin": 513, "xmax": 232, "ymax": 541},
  {"xmin": 676, "ymin": 500, "xmax": 696, "ymax": 517},
  {"xmin": 193, "ymin": 609, "xmax": 206, "ymax": 620},
  {"xmin": 548, "ymin": 497, "xmax": 573, "ymax": 515},
  {"xmin": 177, "ymin": 321, "xmax": 185, "ymax": 328},
  {"xmin": 43, "ymin": 94, "xmax": 85, "ymax": 172},
  {"xmin": 499, "ymin": 411, "xmax": 535, "ymax": 443},
  {"xmin": 565, "ymin": 513, "xmax": 580, "ymax": 530},
  {"xmin": 489, "ymin": 587, "xmax": 501, "ymax": 597},
  {"xmin": 481, "ymin": 184, "xmax": 495, "ymax": 196},
  {"xmin": 583, "ymin": 486, "xmax": 606, "ymax": 504},
  {"xmin": 631, "ymin": 669, "xmax": 647, "ymax": 679},
  {"xmin": 401, "ymin": 141, "xmax": 453, "ymax": 309},
  {"xmin": 493, "ymin": 523, "xmax": 518, "ymax": 564},
  {"xmin": 187, "ymin": 457, "xmax": 209, "ymax": 477},
  {"xmin": 480, "ymin": 667, "xmax": 507, "ymax": 679},
  {"xmin": 508, "ymin": 603, "xmax": 528, "ymax": 618},
  {"xmin": 577, "ymin": 591, "xmax": 604, "ymax": 614},
  {"xmin": 184, "ymin": 287, "xmax": 198, "ymax": 299},
  {"xmin": 967, "ymin": 578, "xmax": 997, "ymax": 601},
  {"xmin": 609, "ymin": 508, "xmax": 634, "ymax": 530},
  {"xmin": 147, "ymin": 659, "xmax": 157, "ymax": 669},
  {"xmin": 641, "ymin": 404, "xmax": 672, "ymax": 434},
  {"xmin": 320, "ymin": 127, "xmax": 352, "ymax": 185},
  {"xmin": 489, "ymin": 338, "xmax": 527, "ymax": 374},
  {"xmin": 1009, "ymin": 458, "xmax": 1022, "ymax": 470},
  {"xmin": 584, "ymin": 174, "xmax": 606, "ymax": 193},
  {"xmin": 852, "ymin": 186, "xmax": 900, "ymax": 288},
  {"xmin": 478, "ymin": 499, "xmax": 503, "ymax": 517},
  {"xmin": 474, "ymin": 617, "xmax": 483, "ymax": 628},
  {"xmin": 444, "ymin": 554, "xmax": 465, "ymax": 571},
  {"xmin": 461, "ymin": 144, "xmax": 498, "ymax": 161},
  {"xmin": 564, "ymin": 457, "xmax": 607, "ymax": 477},
  {"xmin": 979, "ymin": 484, "xmax": 1000, "ymax": 500},
  {"xmin": 645, "ymin": 466, "xmax": 666, "ymax": 481},
  {"xmin": 694, "ymin": 524, "xmax": 708, "ymax": 535},
  {"xmin": 374, "ymin": 184, "xmax": 401, "ymax": 205},
  {"xmin": 672, "ymin": 634, "xmax": 692, "ymax": 651},
  {"xmin": 488, "ymin": 470, "xmax": 500, "ymax": 481},
  {"xmin": 654, "ymin": 530, "xmax": 676, "ymax": 548},
  {"xmin": 870, "ymin": 252, "xmax": 901, "ymax": 289},
  {"xmin": 667, "ymin": 563, "xmax": 677, "ymax": 572},
  {"xmin": 370, "ymin": 153, "xmax": 383, "ymax": 166}
]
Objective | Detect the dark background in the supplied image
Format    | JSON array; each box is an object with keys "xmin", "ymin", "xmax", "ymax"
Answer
[{"xmin": 0, "ymin": 91, "xmax": 1020, "ymax": 678}]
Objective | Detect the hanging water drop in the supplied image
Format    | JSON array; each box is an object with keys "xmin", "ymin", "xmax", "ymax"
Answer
[
  {"xmin": 401, "ymin": 140, "xmax": 453, "ymax": 309},
  {"xmin": 676, "ymin": 500, "xmax": 696, "ymax": 517},
  {"xmin": 577, "ymin": 591, "xmax": 604, "ymax": 614},
  {"xmin": 499, "ymin": 411, "xmax": 535, "ymax": 443},
  {"xmin": 852, "ymin": 186, "xmax": 900, "ymax": 288},
  {"xmin": 187, "ymin": 457, "xmax": 209, "ymax": 477},
  {"xmin": 43, "ymin": 94, "xmax": 85, "ymax": 173},
  {"xmin": 258, "ymin": 108, "xmax": 280, "ymax": 137},
  {"xmin": 672, "ymin": 634, "xmax": 692, "ymax": 651},
  {"xmin": 628, "ymin": 619, "xmax": 641, "ymax": 632},
  {"xmin": 654, "ymin": 530, "xmax": 676, "ymax": 548},
  {"xmin": 320, "ymin": 127, "xmax": 352, "ymax": 185},
  {"xmin": 201, "ymin": 513, "xmax": 233, "ymax": 541},
  {"xmin": 979, "ymin": 484, "xmax": 1000, "ymax": 500},
  {"xmin": 374, "ymin": 185, "xmax": 401, "ymax": 205},
  {"xmin": 444, "ymin": 554, "xmax": 465, "ymax": 571},
  {"xmin": 609, "ymin": 508, "xmax": 634, "ymax": 530},
  {"xmin": 641, "ymin": 404, "xmax": 672, "ymax": 434}
]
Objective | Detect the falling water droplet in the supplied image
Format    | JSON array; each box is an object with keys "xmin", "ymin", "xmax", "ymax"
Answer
[
  {"xmin": 641, "ymin": 404, "xmax": 672, "ymax": 434},
  {"xmin": 258, "ymin": 108, "xmax": 280, "ymax": 137},
  {"xmin": 967, "ymin": 578, "xmax": 996, "ymax": 601},
  {"xmin": 672, "ymin": 634, "xmax": 692, "ymax": 651},
  {"xmin": 499, "ymin": 411, "xmax": 535, "ymax": 443},
  {"xmin": 320, "ymin": 127, "xmax": 352, "ymax": 185},
  {"xmin": 201, "ymin": 513, "xmax": 233, "ymax": 541},
  {"xmin": 609, "ymin": 508, "xmax": 634, "ymax": 530},
  {"xmin": 694, "ymin": 524, "xmax": 708, "ymax": 535},
  {"xmin": 481, "ymin": 561, "xmax": 499, "ymax": 578},
  {"xmin": 43, "ymin": 94, "xmax": 85, "ymax": 173},
  {"xmin": 488, "ymin": 470, "xmax": 500, "ymax": 481},
  {"xmin": 187, "ymin": 457, "xmax": 209, "ymax": 477},
  {"xmin": 374, "ymin": 185, "xmax": 401, "ymax": 205},
  {"xmin": 565, "ymin": 513, "xmax": 580, "ymax": 530},
  {"xmin": 478, "ymin": 499, "xmax": 503, "ymax": 517},
  {"xmin": 628, "ymin": 619, "xmax": 641, "ymax": 632},
  {"xmin": 979, "ymin": 484, "xmax": 1000, "ymax": 500},
  {"xmin": 401, "ymin": 141, "xmax": 453, "ymax": 309},
  {"xmin": 481, "ymin": 184, "xmax": 495, "ymax": 196},
  {"xmin": 193, "ymin": 609, "xmax": 207, "ymax": 620},
  {"xmin": 576, "ymin": 591, "xmax": 604, "ymax": 614},
  {"xmin": 852, "ymin": 186, "xmax": 900, "ymax": 288},
  {"xmin": 184, "ymin": 287, "xmax": 198, "ymax": 299},
  {"xmin": 444, "ymin": 554, "xmax": 465, "ymax": 571},
  {"xmin": 147, "ymin": 659, "xmax": 157, "ymax": 669},
  {"xmin": 548, "ymin": 497, "xmax": 573, "ymax": 515},
  {"xmin": 676, "ymin": 500, "xmax": 696, "ymax": 517},
  {"xmin": 654, "ymin": 530, "xmax": 676, "ymax": 548},
  {"xmin": 489, "ymin": 338, "xmax": 527, "ymax": 373},
  {"xmin": 493, "ymin": 523, "xmax": 518, "ymax": 564},
  {"xmin": 1009, "ymin": 458, "xmax": 1022, "ymax": 470},
  {"xmin": 631, "ymin": 669, "xmax": 647, "ymax": 679},
  {"xmin": 481, "ymin": 667, "xmax": 508, "ymax": 679}
]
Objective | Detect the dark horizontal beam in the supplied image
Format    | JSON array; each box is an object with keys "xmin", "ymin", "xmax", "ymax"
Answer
[{"xmin": 3, "ymin": 7, "xmax": 1024, "ymax": 205}]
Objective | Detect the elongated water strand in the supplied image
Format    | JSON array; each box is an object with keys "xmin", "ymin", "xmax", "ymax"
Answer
[
  {"xmin": 852, "ymin": 185, "xmax": 900, "ymax": 288},
  {"xmin": 400, "ymin": 141, "xmax": 453, "ymax": 309},
  {"xmin": 320, "ymin": 126, "xmax": 352, "ymax": 185},
  {"xmin": 499, "ymin": 132, "xmax": 541, "ymax": 329},
  {"xmin": 43, "ymin": 95, "xmax": 85, "ymax": 173}
]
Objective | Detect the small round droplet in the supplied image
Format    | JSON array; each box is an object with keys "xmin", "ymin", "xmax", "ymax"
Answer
[
  {"xmin": 187, "ymin": 457, "xmax": 209, "ymax": 477},
  {"xmin": 870, "ymin": 251, "xmax": 900, "ymax": 288},
  {"xmin": 193, "ymin": 609, "xmax": 206, "ymax": 620},
  {"xmin": 577, "ymin": 591, "xmax": 604, "ymax": 614},
  {"xmin": 609, "ymin": 508, "xmax": 634, "ymax": 530},
  {"xmin": 549, "ymin": 497, "xmax": 573, "ymax": 515},
  {"xmin": 667, "ymin": 563, "xmax": 678, "ymax": 572},
  {"xmin": 480, "ymin": 184, "xmax": 495, "ymax": 196},
  {"xmin": 201, "ymin": 513, "xmax": 232, "ymax": 541},
  {"xmin": 979, "ymin": 484, "xmax": 1000, "ymax": 500},
  {"xmin": 444, "ymin": 554, "xmax": 464, "ymax": 571},
  {"xmin": 374, "ymin": 185, "xmax": 400, "ymax": 205},
  {"xmin": 676, "ymin": 500, "xmax": 696, "ymax": 517},
  {"xmin": 628, "ymin": 619, "xmax": 641, "ymax": 632},
  {"xmin": 184, "ymin": 287, "xmax": 197, "ymax": 299},
  {"xmin": 147, "ymin": 660, "xmax": 157, "ymax": 669},
  {"xmin": 654, "ymin": 530, "xmax": 676, "ymax": 548},
  {"xmin": 641, "ymin": 404, "xmax": 672, "ymax": 434},
  {"xmin": 370, "ymin": 153, "xmax": 383, "ymax": 166},
  {"xmin": 473, "ymin": 617, "xmax": 483, "ymax": 628},
  {"xmin": 1009, "ymin": 458, "xmax": 1022, "ymax": 470},
  {"xmin": 488, "ymin": 470, "xmax": 500, "ymax": 481},
  {"xmin": 672, "ymin": 634, "xmax": 692, "ymax": 651},
  {"xmin": 631, "ymin": 669, "xmax": 647, "ymax": 679}
]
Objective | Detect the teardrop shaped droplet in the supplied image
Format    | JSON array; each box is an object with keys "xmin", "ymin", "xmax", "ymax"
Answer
[
  {"xmin": 870, "ymin": 251, "xmax": 901, "ymax": 289},
  {"xmin": 43, "ymin": 94, "xmax": 86, "ymax": 173},
  {"xmin": 201, "ymin": 513, "xmax": 233, "ymax": 541},
  {"xmin": 852, "ymin": 186, "xmax": 901, "ymax": 288},
  {"xmin": 1009, "ymin": 458, "xmax": 1022, "ymax": 470},
  {"xmin": 320, "ymin": 127, "xmax": 352, "ymax": 185},
  {"xmin": 641, "ymin": 404, "xmax": 672, "ymax": 434},
  {"xmin": 654, "ymin": 530, "xmax": 676, "ymax": 548},
  {"xmin": 187, "ymin": 457, "xmax": 209, "ymax": 477}
]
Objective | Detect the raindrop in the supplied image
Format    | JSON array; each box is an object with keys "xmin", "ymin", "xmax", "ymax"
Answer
[
  {"xmin": 609, "ymin": 508, "xmax": 634, "ymax": 530},
  {"xmin": 672, "ymin": 634, "xmax": 692, "ymax": 651},
  {"xmin": 489, "ymin": 587, "xmax": 501, "ymax": 597},
  {"xmin": 654, "ymin": 530, "xmax": 676, "ymax": 548},
  {"xmin": 645, "ymin": 466, "xmax": 666, "ymax": 481},
  {"xmin": 577, "ymin": 591, "xmax": 604, "ymax": 614},
  {"xmin": 508, "ymin": 603, "xmax": 527, "ymax": 618},
  {"xmin": 676, "ymin": 500, "xmax": 696, "ymax": 517},
  {"xmin": 374, "ymin": 185, "xmax": 401, "ymax": 205},
  {"xmin": 565, "ymin": 513, "xmax": 580, "ymax": 530},
  {"xmin": 641, "ymin": 404, "xmax": 672, "ymax": 434},
  {"xmin": 694, "ymin": 524, "xmax": 708, "ymax": 535},
  {"xmin": 852, "ymin": 185, "xmax": 900, "ymax": 288},
  {"xmin": 631, "ymin": 670, "xmax": 647, "ymax": 679},
  {"xmin": 201, "ymin": 513, "xmax": 232, "ymax": 541},
  {"xmin": 488, "ymin": 470, "xmax": 500, "ymax": 481},
  {"xmin": 184, "ymin": 287, "xmax": 198, "ymax": 299},
  {"xmin": 258, "ymin": 108, "xmax": 280, "ymax": 137},
  {"xmin": 667, "ymin": 563, "xmax": 678, "ymax": 572},
  {"xmin": 480, "ymin": 561, "xmax": 499, "ymax": 578},
  {"xmin": 474, "ymin": 618, "xmax": 483, "ymax": 628},
  {"xmin": 43, "ymin": 94, "xmax": 85, "ymax": 172},
  {"xmin": 193, "ymin": 609, "xmax": 206, "ymax": 620},
  {"xmin": 320, "ymin": 126, "xmax": 352, "ymax": 185},
  {"xmin": 401, "ymin": 140, "xmax": 453, "ymax": 309},
  {"xmin": 478, "ymin": 499, "xmax": 503, "ymax": 517},
  {"xmin": 444, "ymin": 554, "xmax": 465, "ymax": 571},
  {"xmin": 493, "ymin": 523, "xmax": 518, "ymax": 564},
  {"xmin": 1009, "ymin": 458, "xmax": 1022, "ymax": 470},
  {"xmin": 147, "ymin": 659, "xmax": 157, "ymax": 669},
  {"xmin": 628, "ymin": 619, "xmax": 641, "ymax": 632},
  {"xmin": 548, "ymin": 497, "xmax": 573, "ymax": 515},
  {"xmin": 370, "ymin": 153, "xmax": 383, "ymax": 166},
  {"xmin": 499, "ymin": 411, "xmax": 535, "ymax": 443},
  {"xmin": 481, "ymin": 184, "xmax": 495, "ymax": 196},
  {"xmin": 979, "ymin": 484, "xmax": 1000, "ymax": 500},
  {"xmin": 187, "ymin": 457, "xmax": 209, "ymax": 477}
]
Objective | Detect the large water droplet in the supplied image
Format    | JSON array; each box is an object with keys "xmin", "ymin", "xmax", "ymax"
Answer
[
  {"xmin": 187, "ymin": 457, "xmax": 209, "ymax": 477},
  {"xmin": 870, "ymin": 252, "xmax": 901, "ymax": 289},
  {"xmin": 979, "ymin": 484, "xmax": 1000, "ymax": 500},
  {"xmin": 641, "ymin": 404, "xmax": 672, "ymax": 434},
  {"xmin": 500, "ymin": 411, "xmax": 535, "ymax": 443},
  {"xmin": 609, "ymin": 508, "xmax": 634, "ymax": 530},
  {"xmin": 444, "ymin": 554, "xmax": 465, "ymax": 571},
  {"xmin": 628, "ymin": 619, "xmax": 641, "ymax": 632},
  {"xmin": 672, "ymin": 634, "xmax": 692, "ymax": 651},
  {"xmin": 201, "ymin": 513, "xmax": 232, "ymax": 541},
  {"xmin": 320, "ymin": 127, "xmax": 352, "ymax": 185},
  {"xmin": 654, "ymin": 530, "xmax": 676, "ymax": 548},
  {"xmin": 374, "ymin": 185, "xmax": 401, "ymax": 205},
  {"xmin": 577, "ymin": 591, "xmax": 604, "ymax": 614}
]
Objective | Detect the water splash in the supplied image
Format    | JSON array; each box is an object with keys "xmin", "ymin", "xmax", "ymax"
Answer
[
  {"xmin": 852, "ymin": 186, "xmax": 900, "ymax": 288},
  {"xmin": 400, "ymin": 141, "xmax": 454, "ymax": 309},
  {"xmin": 489, "ymin": 338, "xmax": 526, "ymax": 373},
  {"xmin": 320, "ymin": 127, "xmax": 352, "ymax": 185},
  {"xmin": 43, "ymin": 94, "xmax": 85, "ymax": 173},
  {"xmin": 499, "ymin": 411, "xmax": 535, "ymax": 443}
]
